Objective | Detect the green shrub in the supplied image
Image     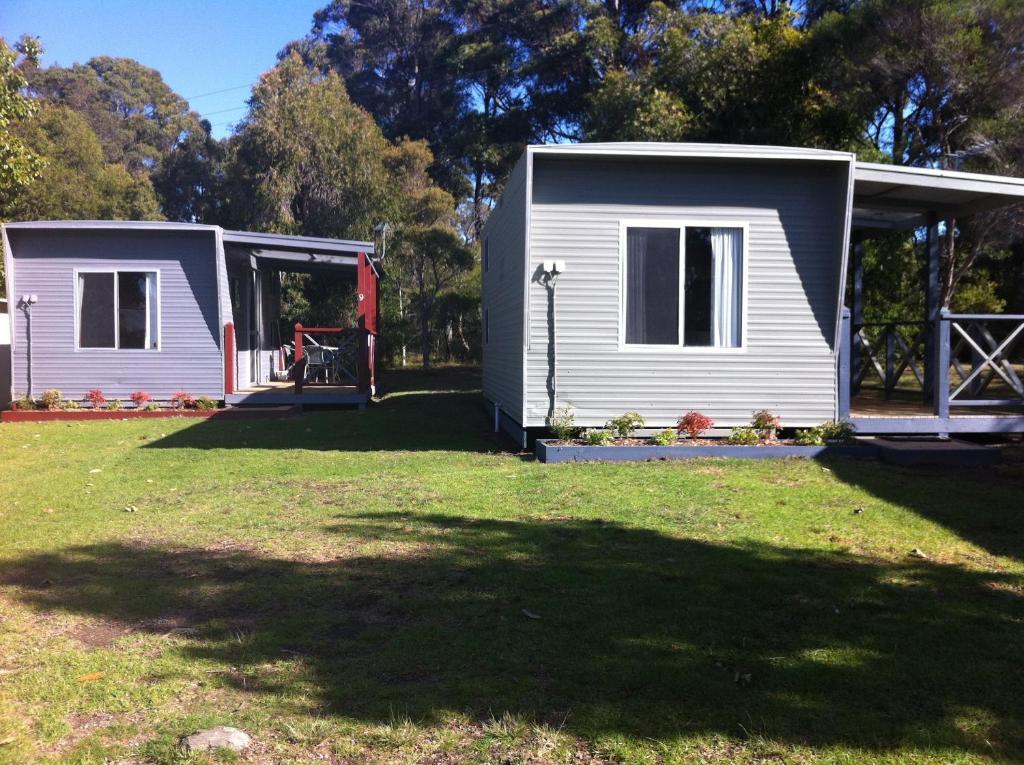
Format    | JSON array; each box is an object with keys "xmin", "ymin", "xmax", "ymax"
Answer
[
  {"xmin": 651, "ymin": 429, "xmax": 678, "ymax": 446},
  {"xmin": 585, "ymin": 429, "xmax": 614, "ymax": 445},
  {"xmin": 726, "ymin": 426, "xmax": 760, "ymax": 445},
  {"xmin": 606, "ymin": 411, "xmax": 645, "ymax": 439},
  {"xmin": 107, "ymin": 399, "xmax": 123, "ymax": 411},
  {"xmin": 61, "ymin": 400, "xmax": 81, "ymax": 410},
  {"xmin": 751, "ymin": 409, "xmax": 780, "ymax": 440},
  {"xmin": 195, "ymin": 395, "xmax": 217, "ymax": 411},
  {"xmin": 818, "ymin": 419, "xmax": 855, "ymax": 443},
  {"xmin": 39, "ymin": 389, "xmax": 63, "ymax": 410},
  {"xmin": 143, "ymin": 402, "xmax": 161, "ymax": 412},
  {"xmin": 794, "ymin": 428, "xmax": 824, "ymax": 446},
  {"xmin": 11, "ymin": 394, "xmax": 36, "ymax": 411},
  {"xmin": 548, "ymin": 406, "xmax": 580, "ymax": 440}
]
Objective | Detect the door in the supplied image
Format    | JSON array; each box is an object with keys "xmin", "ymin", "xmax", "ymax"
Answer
[{"xmin": 249, "ymin": 270, "xmax": 261, "ymax": 385}]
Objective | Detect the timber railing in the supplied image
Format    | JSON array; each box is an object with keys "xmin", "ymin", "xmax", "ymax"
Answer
[
  {"xmin": 851, "ymin": 319, "xmax": 929, "ymax": 398},
  {"xmin": 292, "ymin": 324, "xmax": 375, "ymax": 394},
  {"xmin": 937, "ymin": 311, "xmax": 1024, "ymax": 413}
]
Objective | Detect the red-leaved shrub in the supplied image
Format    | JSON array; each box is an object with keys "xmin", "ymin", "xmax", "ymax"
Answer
[
  {"xmin": 170, "ymin": 391, "xmax": 196, "ymax": 409},
  {"xmin": 85, "ymin": 389, "xmax": 106, "ymax": 408},
  {"xmin": 130, "ymin": 390, "xmax": 152, "ymax": 408},
  {"xmin": 677, "ymin": 411, "xmax": 714, "ymax": 439}
]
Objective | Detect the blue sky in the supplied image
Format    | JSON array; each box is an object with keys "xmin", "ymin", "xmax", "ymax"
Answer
[{"xmin": 1, "ymin": 0, "xmax": 323, "ymax": 139}]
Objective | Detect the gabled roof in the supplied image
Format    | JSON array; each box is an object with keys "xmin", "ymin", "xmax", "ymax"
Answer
[{"xmin": 528, "ymin": 141, "xmax": 853, "ymax": 162}]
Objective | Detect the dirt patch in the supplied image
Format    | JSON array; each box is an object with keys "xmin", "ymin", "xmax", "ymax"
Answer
[{"xmin": 69, "ymin": 619, "xmax": 132, "ymax": 649}]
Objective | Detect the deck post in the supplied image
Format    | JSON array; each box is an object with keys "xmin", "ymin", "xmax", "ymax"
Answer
[
  {"xmin": 850, "ymin": 233, "xmax": 865, "ymax": 395},
  {"xmin": 924, "ymin": 212, "xmax": 941, "ymax": 400},
  {"xmin": 356, "ymin": 252, "xmax": 378, "ymax": 394},
  {"xmin": 934, "ymin": 309, "xmax": 951, "ymax": 427},
  {"xmin": 293, "ymin": 324, "xmax": 304, "ymax": 395},
  {"xmin": 838, "ymin": 307, "xmax": 851, "ymax": 421},
  {"xmin": 884, "ymin": 326, "xmax": 895, "ymax": 398},
  {"xmin": 223, "ymin": 322, "xmax": 235, "ymax": 397}
]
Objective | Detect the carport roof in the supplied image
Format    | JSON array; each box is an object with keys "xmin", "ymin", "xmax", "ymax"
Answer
[{"xmin": 853, "ymin": 161, "xmax": 1024, "ymax": 230}]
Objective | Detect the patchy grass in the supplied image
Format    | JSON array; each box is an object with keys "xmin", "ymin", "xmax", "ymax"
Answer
[{"xmin": 0, "ymin": 367, "xmax": 1022, "ymax": 764}]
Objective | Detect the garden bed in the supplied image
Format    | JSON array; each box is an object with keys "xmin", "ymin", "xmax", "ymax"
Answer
[
  {"xmin": 0, "ymin": 407, "xmax": 298, "ymax": 423},
  {"xmin": 535, "ymin": 438, "xmax": 879, "ymax": 463}
]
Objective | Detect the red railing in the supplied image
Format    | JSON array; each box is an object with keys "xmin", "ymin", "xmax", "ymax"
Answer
[
  {"xmin": 224, "ymin": 322, "xmax": 235, "ymax": 396},
  {"xmin": 293, "ymin": 324, "xmax": 374, "ymax": 394}
]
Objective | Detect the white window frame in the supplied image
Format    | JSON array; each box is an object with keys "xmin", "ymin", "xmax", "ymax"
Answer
[
  {"xmin": 618, "ymin": 218, "xmax": 748, "ymax": 353},
  {"xmin": 73, "ymin": 268, "xmax": 162, "ymax": 351}
]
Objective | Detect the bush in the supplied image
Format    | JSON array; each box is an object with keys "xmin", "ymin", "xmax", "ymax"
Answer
[
  {"xmin": 143, "ymin": 402, "xmax": 161, "ymax": 412},
  {"xmin": 84, "ymin": 389, "xmax": 106, "ymax": 408},
  {"xmin": 607, "ymin": 411, "xmax": 645, "ymax": 439},
  {"xmin": 107, "ymin": 399, "xmax": 123, "ymax": 411},
  {"xmin": 751, "ymin": 409, "xmax": 781, "ymax": 441},
  {"xmin": 585, "ymin": 429, "xmax": 614, "ymax": 445},
  {"xmin": 39, "ymin": 389, "xmax": 63, "ymax": 410},
  {"xmin": 677, "ymin": 411, "xmax": 714, "ymax": 439},
  {"xmin": 195, "ymin": 395, "xmax": 217, "ymax": 411},
  {"xmin": 548, "ymin": 405, "xmax": 579, "ymax": 441},
  {"xmin": 130, "ymin": 391, "xmax": 152, "ymax": 408},
  {"xmin": 11, "ymin": 394, "xmax": 36, "ymax": 411},
  {"xmin": 818, "ymin": 419, "xmax": 855, "ymax": 443},
  {"xmin": 726, "ymin": 426, "xmax": 760, "ymax": 445},
  {"xmin": 651, "ymin": 428, "xmax": 677, "ymax": 446},
  {"xmin": 61, "ymin": 400, "xmax": 81, "ymax": 410},
  {"xmin": 794, "ymin": 428, "xmax": 824, "ymax": 446},
  {"xmin": 170, "ymin": 391, "xmax": 196, "ymax": 409}
]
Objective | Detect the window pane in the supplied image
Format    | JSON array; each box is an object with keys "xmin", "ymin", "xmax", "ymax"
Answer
[
  {"xmin": 118, "ymin": 272, "xmax": 149, "ymax": 349},
  {"xmin": 684, "ymin": 228, "xmax": 713, "ymax": 346},
  {"xmin": 626, "ymin": 227, "xmax": 679, "ymax": 345},
  {"xmin": 78, "ymin": 273, "xmax": 115, "ymax": 348}
]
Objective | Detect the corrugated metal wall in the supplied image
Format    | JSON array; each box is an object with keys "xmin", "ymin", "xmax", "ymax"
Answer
[
  {"xmin": 524, "ymin": 155, "xmax": 851, "ymax": 428},
  {"xmin": 7, "ymin": 228, "xmax": 223, "ymax": 401},
  {"xmin": 481, "ymin": 155, "xmax": 528, "ymax": 424}
]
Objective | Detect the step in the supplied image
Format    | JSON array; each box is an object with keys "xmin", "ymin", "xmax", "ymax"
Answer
[{"xmin": 874, "ymin": 437, "xmax": 1001, "ymax": 467}]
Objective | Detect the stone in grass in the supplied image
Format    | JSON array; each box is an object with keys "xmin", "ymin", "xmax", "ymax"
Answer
[{"xmin": 180, "ymin": 726, "xmax": 252, "ymax": 753}]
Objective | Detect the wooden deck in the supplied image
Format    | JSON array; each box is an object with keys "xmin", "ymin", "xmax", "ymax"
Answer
[
  {"xmin": 225, "ymin": 381, "xmax": 369, "ymax": 408},
  {"xmin": 850, "ymin": 391, "xmax": 1024, "ymax": 434}
]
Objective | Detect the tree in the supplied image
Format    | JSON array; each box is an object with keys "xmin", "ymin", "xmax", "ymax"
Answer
[
  {"xmin": 0, "ymin": 35, "xmax": 44, "ymax": 221},
  {"xmin": 152, "ymin": 119, "xmax": 227, "ymax": 223},
  {"xmin": 5, "ymin": 104, "xmax": 162, "ymax": 221}
]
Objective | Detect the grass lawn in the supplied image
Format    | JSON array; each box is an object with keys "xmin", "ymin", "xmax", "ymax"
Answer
[{"xmin": 1, "ymin": 367, "xmax": 1022, "ymax": 765}]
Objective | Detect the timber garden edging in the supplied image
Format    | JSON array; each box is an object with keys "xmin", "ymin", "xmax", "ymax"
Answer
[{"xmin": 535, "ymin": 440, "xmax": 879, "ymax": 464}]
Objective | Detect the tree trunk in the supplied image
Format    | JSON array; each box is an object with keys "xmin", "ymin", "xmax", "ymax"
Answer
[{"xmin": 419, "ymin": 304, "xmax": 432, "ymax": 369}]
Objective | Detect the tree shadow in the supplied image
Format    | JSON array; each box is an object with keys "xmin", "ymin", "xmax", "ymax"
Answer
[
  {"xmin": 825, "ymin": 451, "xmax": 1024, "ymax": 562},
  {"xmin": 2, "ymin": 514, "xmax": 1021, "ymax": 757}
]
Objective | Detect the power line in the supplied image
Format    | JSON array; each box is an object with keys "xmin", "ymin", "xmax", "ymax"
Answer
[
  {"xmin": 185, "ymin": 83, "xmax": 253, "ymax": 101},
  {"xmin": 200, "ymin": 104, "xmax": 249, "ymax": 117}
]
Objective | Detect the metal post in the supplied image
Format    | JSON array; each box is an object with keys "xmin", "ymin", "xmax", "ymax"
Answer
[
  {"xmin": 851, "ymin": 233, "xmax": 865, "ymax": 395},
  {"xmin": 924, "ymin": 212, "xmax": 941, "ymax": 399},
  {"xmin": 934, "ymin": 309, "xmax": 951, "ymax": 425},
  {"xmin": 838, "ymin": 307, "xmax": 851, "ymax": 420}
]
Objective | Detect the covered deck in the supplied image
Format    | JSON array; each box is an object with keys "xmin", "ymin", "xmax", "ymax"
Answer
[
  {"xmin": 221, "ymin": 231, "xmax": 381, "ymax": 408},
  {"xmin": 840, "ymin": 162, "xmax": 1024, "ymax": 435}
]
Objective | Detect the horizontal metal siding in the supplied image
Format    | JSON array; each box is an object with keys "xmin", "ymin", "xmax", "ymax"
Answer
[
  {"xmin": 525, "ymin": 156, "xmax": 849, "ymax": 428},
  {"xmin": 481, "ymin": 156, "xmax": 527, "ymax": 425},
  {"xmin": 8, "ymin": 229, "xmax": 223, "ymax": 401}
]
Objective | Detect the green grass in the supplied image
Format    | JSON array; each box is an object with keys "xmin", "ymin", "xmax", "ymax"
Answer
[{"xmin": 0, "ymin": 367, "xmax": 1022, "ymax": 764}]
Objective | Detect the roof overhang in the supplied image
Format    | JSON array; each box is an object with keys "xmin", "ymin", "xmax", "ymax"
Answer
[{"xmin": 853, "ymin": 162, "xmax": 1024, "ymax": 230}]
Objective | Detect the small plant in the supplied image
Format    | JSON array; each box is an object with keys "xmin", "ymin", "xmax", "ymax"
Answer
[
  {"xmin": 195, "ymin": 395, "xmax": 217, "ymax": 411},
  {"xmin": 107, "ymin": 399, "xmax": 123, "ymax": 411},
  {"xmin": 677, "ymin": 411, "xmax": 714, "ymax": 439},
  {"xmin": 818, "ymin": 419, "xmax": 855, "ymax": 443},
  {"xmin": 548, "ymin": 405, "xmax": 579, "ymax": 440},
  {"xmin": 170, "ymin": 391, "xmax": 196, "ymax": 409},
  {"xmin": 585, "ymin": 429, "xmax": 614, "ymax": 445},
  {"xmin": 85, "ymin": 389, "xmax": 106, "ymax": 408},
  {"xmin": 130, "ymin": 390, "xmax": 152, "ymax": 408},
  {"xmin": 794, "ymin": 428, "xmax": 824, "ymax": 446},
  {"xmin": 61, "ymin": 399, "xmax": 81, "ymax": 410},
  {"xmin": 651, "ymin": 428, "xmax": 678, "ymax": 446},
  {"xmin": 606, "ymin": 411, "xmax": 645, "ymax": 439},
  {"xmin": 11, "ymin": 394, "xmax": 36, "ymax": 411},
  {"xmin": 143, "ymin": 402, "xmax": 161, "ymax": 412},
  {"xmin": 726, "ymin": 426, "xmax": 760, "ymax": 445},
  {"xmin": 39, "ymin": 389, "xmax": 63, "ymax": 411},
  {"xmin": 751, "ymin": 409, "xmax": 781, "ymax": 441}
]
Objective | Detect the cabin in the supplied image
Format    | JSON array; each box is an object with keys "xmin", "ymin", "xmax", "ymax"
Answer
[
  {"xmin": 2, "ymin": 221, "xmax": 380, "ymax": 408},
  {"xmin": 480, "ymin": 143, "xmax": 1024, "ymax": 444}
]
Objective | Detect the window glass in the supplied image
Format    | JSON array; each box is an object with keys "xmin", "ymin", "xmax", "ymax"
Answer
[
  {"xmin": 118, "ymin": 272, "xmax": 149, "ymax": 349},
  {"xmin": 684, "ymin": 228, "xmax": 713, "ymax": 346},
  {"xmin": 625, "ymin": 227, "xmax": 680, "ymax": 345},
  {"xmin": 78, "ymin": 273, "xmax": 116, "ymax": 348}
]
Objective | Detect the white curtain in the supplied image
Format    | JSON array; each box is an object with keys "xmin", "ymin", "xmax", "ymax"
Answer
[{"xmin": 711, "ymin": 228, "xmax": 741, "ymax": 347}]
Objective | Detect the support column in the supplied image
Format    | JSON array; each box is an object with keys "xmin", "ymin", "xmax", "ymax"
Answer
[
  {"xmin": 924, "ymin": 212, "xmax": 941, "ymax": 399},
  {"xmin": 356, "ymin": 252, "xmax": 379, "ymax": 394},
  {"xmin": 850, "ymin": 233, "xmax": 865, "ymax": 395},
  {"xmin": 838, "ymin": 307, "xmax": 851, "ymax": 421}
]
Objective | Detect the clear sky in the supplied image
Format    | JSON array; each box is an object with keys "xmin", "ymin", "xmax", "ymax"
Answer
[{"xmin": 1, "ymin": 0, "xmax": 323, "ymax": 139}]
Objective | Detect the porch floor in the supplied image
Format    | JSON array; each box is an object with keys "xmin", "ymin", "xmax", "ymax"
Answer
[
  {"xmin": 226, "ymin": 381, "xmax": 369, "ymax": 408},
  {"xmin": 850, "ymin": 390, "xmax": 1024, "ymax": 434}
]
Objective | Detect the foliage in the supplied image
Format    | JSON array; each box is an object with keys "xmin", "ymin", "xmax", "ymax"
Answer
[
  {"xmin": 60, "ymin": 399, "xmax": 81, "ymax": 411},
  {"xmin": 585, "ymin": 428, "xmax": 614, "ymax": 445},
  {"xmin": 726, "ymin": 425, "xmax": 761, "ymax": 445},
  {"xmin": 107, "ymin": 399, "xmax": 123, "ymax": 411},
  {"xmin": 143, "ymin": 402, "xmax": 161, "ymax": 412},
  {"xmin": 547, "ymin": 405, "xmax": 578, "ymax": 441},
  {"xmin": 818, "ymin": 419, "xmax": 856, "ymax": 443},
  {"xmin": 0, "ymin": 35, "xmax": 44, "ymax": 225},
  {"xmin": 794, "ymin": 428, "xmax": 825, "ymax": 446},
  {"xmin": 84, "ymin": 389, "xmax": 106, "ymax": 408},
  {"xmin": 195, "ymin": 395, "xmax": 217, "ymax": 411},
  {"xmin": 651, "ymin": 428, "xmax": 678, "ymax": 446},
  {"xmin": 751, "ymin": 409, "xmax": 781, "ymax": 441},
  {"xmin": 606, "ymin": 411, "xmax": 645, "ymax": 439},
  {"xmin": 38, "ymin": 389, "xmax": 62, "ymax": 411},
  {"xmin": 677, "ymin": 411, "xmax": 715, "ymax": 439},
  {"xmin": 129, "ymin": 391, "xmax": 152, "ymax": 408},
  {"xmin": 170, "ymin": 391, "xmax": 195, "ymax": 409},
  {"xmin": 10, "ymin": 394, "xmax": 35, "ymax": 411}
]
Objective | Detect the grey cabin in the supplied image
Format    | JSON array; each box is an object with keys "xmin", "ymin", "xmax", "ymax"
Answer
[
  {"xmin": 481, "ymin": 142, "xmax": 1024, "ymax": 443},
  {"xmin": 2, "ymin": 221, "xmax": 380, "ymax": 408}
]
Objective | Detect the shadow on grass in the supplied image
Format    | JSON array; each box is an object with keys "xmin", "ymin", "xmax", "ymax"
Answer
[
  {"xmin": 145, "ymin": 367, "xmax": 517, "ymax": 453},
  {"xmin": 2, "ymin": 514, "xmax": 1021, "ymax": 757}
]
